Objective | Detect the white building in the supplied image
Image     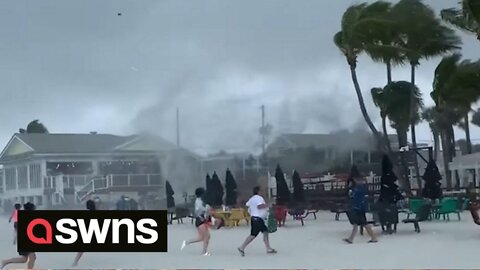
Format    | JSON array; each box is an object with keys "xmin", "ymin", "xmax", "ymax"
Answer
[{"xmin": 0, "ymin": 133, "xmax": 201, "ymax": 210}]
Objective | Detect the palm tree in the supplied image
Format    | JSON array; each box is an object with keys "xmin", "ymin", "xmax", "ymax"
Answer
[
  {"xmin": 363, "ymin": 3, "xmax": 406, "ymax": 85},
  {"xmin": 472, "ymin": 108, "xmax": 480, "ymax": 128},
  {"xmin": 430, "ymin": 54, "xmax": 480, "ymax": 188},
  {"xmin": 334, "ymin": 2, "xmax": 392, "ymax": 151},
  {"xmin": 372, "ymin": 81, "xmax": 423, "ymax": 190},
  {"xmin": 431, "ymin": 54, "xmax": 480, "ymax": 154},
  {"xmin": 365, "ymin": 3, "xmax": 407, "ymax": 153},
  {"xmin": 371, "ymin": 87, "xmax": 392, "ymax": 153},
  {"xmin": 391, "ymin": 0, "xmax": 462, "ymax": 183},
  {"xmin": 441, "ymin": 0, "xmax": 480, "ymax": 41},
  {"xmin": 19, "ymin": 120, "xmax": 49, "ymax": 134},
  {"xmin": 422, "ymin": 107, "xmax": 441, "ymax": 161}
]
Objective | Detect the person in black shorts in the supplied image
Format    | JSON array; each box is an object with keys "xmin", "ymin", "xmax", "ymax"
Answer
[
  {"xmin": 72, "ymin": 199, "xmax": 96, "ymax": 267},
  {"xmin": 181, "ymin": 187, "xmax": 224, "ymax": 256},
  {"xmin": 344, "ymin": 176, "xmax": 378, "ymax": 244},
  {"xmin": 1, "ymin": 202, "xmax": 37, "ymax": 269},
  {"xmin": 238, "ymin": 186, "xmax": 276, "ymax": 256}
]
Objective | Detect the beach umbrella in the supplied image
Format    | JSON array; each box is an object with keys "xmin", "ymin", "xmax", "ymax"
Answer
[
  {"xmin": 205, "ymin": 174, "xmax": 214, "ymax": 205},
  {"xmin": 422, "ymin": 159, "xmax": 443, "ymax": 200},
  {"xmin": 211, "ymin": 171, "xmax": 224, "ymax": 206},
  {"xmin": 225, "ymin": 169, "xmax": 238, "ymax": 206},
  {"xmin": 165, "ymin": 180, "xmax": 175, "ymax": 209},
  {"xmin": 379, "ymin": 155, "xmax": 403, "ymax": 204},
  {"xmin": 275, "ymin": 164, "xmax": 291, "ymax": 206},
  {"xmin": 292, "ymin": 170, "xmax": 305, "ymax": 203}
]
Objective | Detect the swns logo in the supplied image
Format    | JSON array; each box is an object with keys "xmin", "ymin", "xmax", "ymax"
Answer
[{"xmin": 18, "ymin": 210, "xmax": 167, "ymax": 252}]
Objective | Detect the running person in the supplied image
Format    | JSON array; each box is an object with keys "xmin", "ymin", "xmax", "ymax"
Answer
[
  {"xmin": 8, "ymin": 203, "xmax": 21, "ymax": 245},
  {"xmin": 72, "ymin": 199, "xmax": 96, "ymax": 267},
  {"xmin": 343, "ymin": 175, "xmax": 378, "ymax": 244},
  {"xmin": 180, "ymin": 187, "xmax": 224, "ymax": 256},
  {"xmin": 1, "ymin": 202, "xmax": 37, "ymax": 270},
  {"xmin": 238, "ymin": 186, "xmax": 276, "ymax": 256}
]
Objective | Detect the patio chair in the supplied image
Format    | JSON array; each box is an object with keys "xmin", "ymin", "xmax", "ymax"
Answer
[
  {"xmin": 172, "ymin": 206, "xmax": 190, "ymax": 224},
  {"xmin": 402, "ymin": 203, "xmax": 432, "ymax": 233},
  {"xmin": 288, "ymin": 208, "xmax": 308, "ymax": 226},
  {"xmin": 406, "ymin": 198, "xmax": 425, "ymax": 219},
  {"xmin": 227, "ymin": 208, "xmax": 249, "ymax": 227},
  {"xmin": 436, "ymin": 198, "xmax": 460, "ymax": 221},
  {"xmin": 273, "ymin": 205, "xmax": 288, "ymax": 227},
  {"xmin": 330, "ymin": 203, "xmax": 348, "ymax": 221}
]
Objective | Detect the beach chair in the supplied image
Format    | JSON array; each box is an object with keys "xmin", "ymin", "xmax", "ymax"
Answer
[
  {"xmin": 406, "ymin": 198, "xmax": 425, "ymax": 219},
  {"xmin": 330, "ymin": 203, "xmax": 348, "ymax": 221},
  {"xmin": 402, "ymin": 203, "xmax": 432, "ymax": 233},
  {"xmin": 288, "ymin": 208, "xmax": 307, "ymax": 226},
  {"xmin": 436, "ymin": 198, "xmax": 459, "ymax": 221},
  {"xmin": 172, "ymin": 206, "xmax": 190, "ymax": 224},
  {"xmin": 274, "ymin": 205, "xmax": 288, "ymax": 227},
  {"xmin": 227, "ymin": 208, "xmax": 249, "ymax": 227}
]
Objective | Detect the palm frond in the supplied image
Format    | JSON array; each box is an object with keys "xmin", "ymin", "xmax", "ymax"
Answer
[{"xmin": 466, "ymin": 0, "xmax": 480, "ymax": 24}]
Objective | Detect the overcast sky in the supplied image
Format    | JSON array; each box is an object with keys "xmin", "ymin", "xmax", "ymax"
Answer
[{"xmin": 0, "ymin": 0, "xmax": 478, "ymax": 155}]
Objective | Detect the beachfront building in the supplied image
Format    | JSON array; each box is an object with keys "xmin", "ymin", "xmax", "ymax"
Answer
[
  {"xmin": 0, "ymin": 133, "xmax": 201, "ymax": 210},
  {"xmin": 449, "ymin": 152, "xmax": 480, "ymax": 188},
  {"xmin": 265, "ymin": 132, "xmax": 439, "ymax": 190}
]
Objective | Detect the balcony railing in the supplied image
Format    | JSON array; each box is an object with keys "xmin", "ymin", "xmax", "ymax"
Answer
[
  {"xmin": 44, "ymin": 175, "xmax": 95, "ymax": 189},
  {"xmin": 75, "ymin": 174, "xmax": 163, "ymax": 203}
]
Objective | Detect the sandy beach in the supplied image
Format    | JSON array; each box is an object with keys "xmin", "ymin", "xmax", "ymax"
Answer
[{"xmin": 0, "ymin": 211, "xmax": 479, "ymax": 269}]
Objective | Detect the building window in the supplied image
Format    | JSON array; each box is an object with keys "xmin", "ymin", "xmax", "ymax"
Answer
[
  {"xmin": 17, "ymin": 166, "xmax": 28, "ymax": 190},
  {"xmin": 5, "ymin": 168, "xmax": 16, "ymax": 190},
  {"xmin": 29, "ymin": 164, "xmax": 41, "ymax": 188}
]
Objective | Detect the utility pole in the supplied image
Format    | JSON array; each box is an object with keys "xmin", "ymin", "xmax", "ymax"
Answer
[
  {"xmin": 260, "ymin": 104, "xmax": 265, "ymax": 155},
  {"xmin": 176, "ymin": 107, "xmax": 180, "ymax": 148}
]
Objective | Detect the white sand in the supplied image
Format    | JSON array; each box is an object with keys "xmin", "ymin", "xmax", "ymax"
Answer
[{"xmin": 1, "ymin": 211, "xmax": 479, "ymax": 269}]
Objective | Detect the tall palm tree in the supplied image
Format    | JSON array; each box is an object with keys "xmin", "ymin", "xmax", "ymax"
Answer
[
  {"xmin": 430, "ymin": 54, "xmax": 480, "ymax": 188},
  {"xmin": 441, "ymin": 0, "xmax": 480, "ymax": 41},
  {"xmin": 422, "ymin": 107, "xmax": 441, "ymax": 161},
  {"xmin": 365, "ymin": 2, "xmax": 407, "ymax": 153},
  {"xmin": 372, "ymin": 81, "xmax": 423, "ymax": 190},
  {"xmin": 363, "ymin": 2, "xmax": 406, "ymax": 84},
  {"xmin": 371, "ymin": 87, "xmax": 392, "ymax": 153},
  {"xmin": 334, "ymin": 2, "xmax": 392, "ymax": 151},
  {"xmin": 391, "ymin": 0, "xmax": 462, "ymax": 183},
  {"xmin": 431, "ymin": 54, "xmax": 480, "ymax": 154},
  {"xmin": 472, "ymin": 108, "xmax": 480, "ymax": 128}
]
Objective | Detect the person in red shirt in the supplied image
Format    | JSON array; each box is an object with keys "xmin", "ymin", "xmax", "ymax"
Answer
[{"xmin": 8, "ymin": 203, "xmax": 21, "ymax": 245}]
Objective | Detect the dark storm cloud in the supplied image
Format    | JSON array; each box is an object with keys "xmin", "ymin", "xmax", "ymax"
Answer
[{"xmin": 0, "ymin": 0, "xmax": 477, "ymax": 154}]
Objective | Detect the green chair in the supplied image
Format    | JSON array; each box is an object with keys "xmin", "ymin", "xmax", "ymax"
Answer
[
  {"xmin": 406, "ymin": 198, "xmax": 425, "ymax": 219},
  {"xmin": 436, "ymin": 198, "xmax": 460, "ymax": 221}
]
